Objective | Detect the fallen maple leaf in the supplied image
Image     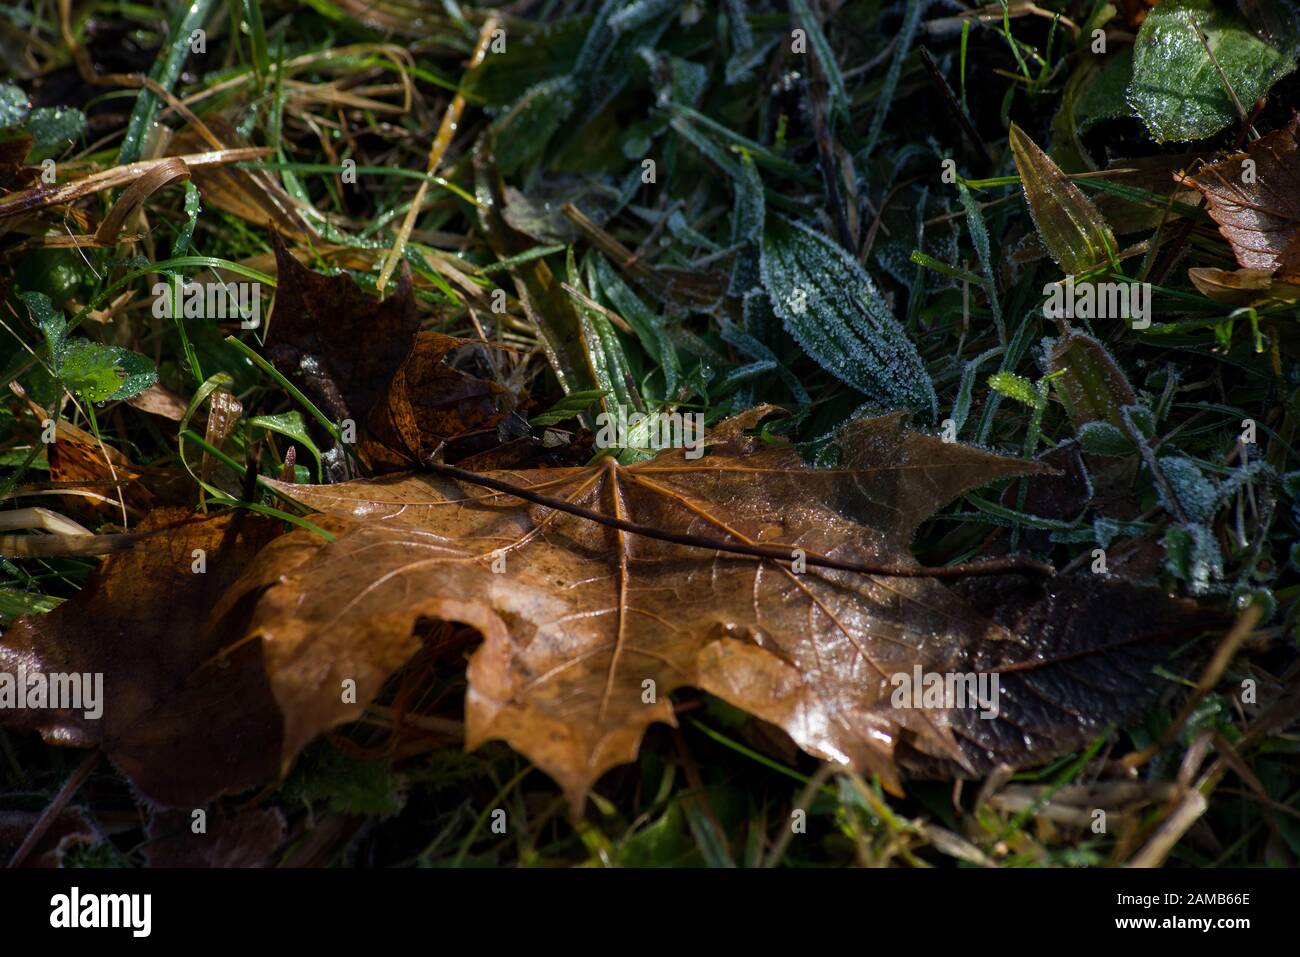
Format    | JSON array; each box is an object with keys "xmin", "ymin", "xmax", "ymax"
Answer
[
  {"xmin": 208, "ymin": 408, "xmax": 1217, "ymax": 811},
  {"xmin": 1180, "ymin": 114, "xmax": 1300, "ymax": 283}
]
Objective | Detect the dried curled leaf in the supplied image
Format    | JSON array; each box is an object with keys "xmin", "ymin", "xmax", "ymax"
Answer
[
  {"xmin": 1188, "ymin": 266, "xmax": 1300, "ymax": 306},
  {"xmin": 1180, "ymin": 115, "xmax": 1300, "ymax": 282},
  {"xmin": 360, "ymin": 332, "xmax": 513, "ymax": 472},
  {"xmin": 1009, "ymin": 124, "xmax": 1117, "ymax": 276}
]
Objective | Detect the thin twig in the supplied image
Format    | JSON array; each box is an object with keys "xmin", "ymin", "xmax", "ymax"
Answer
[
  {"xmin": 1120, "ymin": 604, "xmax": 1261, "ymax": 771},
  {"xmin": 917, "ymin": 46, "xmax": 993, "ymax": 167},
  {"xmin": 7, "ymin": 749, "xmax": 101, "ymax": 868},
  {"xmin": 423, "ymin": 459, "xmax": 1055, "ymax": 579}
]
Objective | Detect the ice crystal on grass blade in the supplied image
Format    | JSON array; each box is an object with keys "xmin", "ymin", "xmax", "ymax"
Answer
[{"xmin": 760, "ymin": 217, "xmax": 937, "ymax": 417}]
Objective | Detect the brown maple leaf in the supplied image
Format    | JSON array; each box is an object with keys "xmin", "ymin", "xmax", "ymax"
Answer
[
  {"xmin": 205, "ymin": 408, "xmax": 1217, "ymax": 811},
  {"xmin": 0, "ymin": 412, "xmax": 1222, "ymax": 811},
  {"xmin": 1180, "ymin": 114, "xmax": 1300, "ymax": 283}
]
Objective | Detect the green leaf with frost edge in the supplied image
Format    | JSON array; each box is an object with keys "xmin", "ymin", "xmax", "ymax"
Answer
[{"xmin": 759, "ymin": 217, "xmax": 937, "ymax": 417}]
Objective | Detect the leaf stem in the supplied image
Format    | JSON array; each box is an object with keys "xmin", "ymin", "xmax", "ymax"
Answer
[{"xmin": 423, "ymin": 460, "xmax": 1055, "ymax": 579}]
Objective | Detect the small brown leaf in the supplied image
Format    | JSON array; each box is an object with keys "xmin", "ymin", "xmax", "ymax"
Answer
[
  {"xmin": 1188, "ymin": 266, "xmax": 1300, "ymax": 306},
  {"xmin": 1180, "ymin": 114, "xmax": 1300, "ymax": 282},
  {"xmin": 265, "ymin": 234, "xmax": 512, "ymax": 478},
  {"xmin": 0, "ymin": 131, "xmax": 37, "ymax": 191},
  {"xmin": 360, "ymin": 332, "xmax": 512, "ymax": 471}
]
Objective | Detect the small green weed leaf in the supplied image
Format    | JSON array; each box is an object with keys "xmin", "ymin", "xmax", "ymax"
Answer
[
  {"xmin": 24, "ymin": 106, "xmax": 86, "ymax": 157},
  {"xmin": 60, "ymin": 340, "xmax": 158, "ymax": 403},
  {"xmin": 530, "ymin": 389, "xmax": 608, "ymax": 426},
  {"xmin": 988, "ymin": 371, "xmax": 1037, "ymax": 406},
  {"xmin": 247, "ymin": 411, "xmax": 324, "ymax": 480},
  {"xmin": 1077, "ymin": 421, "xmax": 1133, "ymax": 456},
  {"xmin": 0, "ymin": 83, "xmax": 30, "ymax": 128}
]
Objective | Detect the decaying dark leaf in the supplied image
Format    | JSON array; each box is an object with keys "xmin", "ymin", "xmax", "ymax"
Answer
[
  {"xmin": 1000, "ymin": 439, "xmax": 1091, "ymax": 551},
  {"xmin": 266, "ymin": 233, "xmax": 514, "ymax": 477},
  {"xmin": 0, "ymin": 509, "xmax": 283, "ymax": 807},
  {"xmin": 143, "ymin": 806, "xmax": 286, "ymax": 868},
  {"xmin": 0, "ymin": 130, "xmax": 37, "ymax": 190},
  {"xmin": 360, "ymin": 332, "xmax": 513, "ymax": 472},
  {"xmin": 0, "ymin": 807, "xmax": 101, "ymax": 868},
  {"xmin": 265, "ymin": 232, "xmax": 419, "ymax": 480},
  {"xmin": 903, "ymin": 572, "xmax": 1224, "ymax": 777},
  {"xmin": 1180, "ymin": 115, "xmax": 1300, "ymax": 282}
]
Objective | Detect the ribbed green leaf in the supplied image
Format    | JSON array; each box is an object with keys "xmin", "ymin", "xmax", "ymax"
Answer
[{"xmin": 759, "ymin": 217, "xmax": 936, "ymax": 416}]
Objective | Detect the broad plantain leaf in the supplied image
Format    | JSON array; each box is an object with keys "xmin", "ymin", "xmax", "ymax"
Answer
[{"xmin": 759, "ymin": 217, "xmax": 937, "ymax": 416}]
